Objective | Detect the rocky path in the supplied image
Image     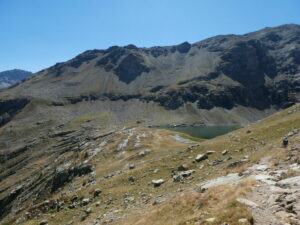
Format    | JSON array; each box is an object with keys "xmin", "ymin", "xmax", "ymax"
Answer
[{"xmin": 238, "ymin": 158, "xmax": 300, "ymax": 225}]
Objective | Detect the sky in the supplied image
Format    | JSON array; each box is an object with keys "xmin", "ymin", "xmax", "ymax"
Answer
[{"xmin": 0, "ymin": 0, "xmax": 300, "ymax": 72}]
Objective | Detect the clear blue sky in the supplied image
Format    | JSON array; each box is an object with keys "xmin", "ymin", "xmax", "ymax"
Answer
[{"xmin": 0, "ymin": 0, "xmax": 300, "ymax": 72}]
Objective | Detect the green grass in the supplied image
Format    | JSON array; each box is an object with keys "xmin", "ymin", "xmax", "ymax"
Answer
[{"xmin": 178, "ymin": 132, "xmax": 205, "ymax": 142}]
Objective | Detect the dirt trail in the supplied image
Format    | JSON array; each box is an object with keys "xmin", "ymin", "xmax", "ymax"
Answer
[{"xmin": 238, "ymin": 157, "xmax": 300, "ymax": 225}]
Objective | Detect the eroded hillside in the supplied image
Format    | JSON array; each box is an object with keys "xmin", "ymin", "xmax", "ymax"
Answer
[{"xmin": 1, "ymin": 102, "xmax": 300, "ymax": 225}]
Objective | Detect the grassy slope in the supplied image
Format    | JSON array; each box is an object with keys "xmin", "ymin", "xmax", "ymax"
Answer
[{"xmin": 11, "ymin": 104, "xmax": 300, "ymax": 225}]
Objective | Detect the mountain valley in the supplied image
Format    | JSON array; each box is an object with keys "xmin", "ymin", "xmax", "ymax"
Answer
[{"xmin": 0, "ymin": 24, "xmax": 300, "ymax": 225}]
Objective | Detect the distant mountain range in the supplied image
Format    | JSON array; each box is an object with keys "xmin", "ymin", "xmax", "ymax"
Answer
[{"xmin": 0, "ymin": 69, "xmax": 32, "ymax": 89}]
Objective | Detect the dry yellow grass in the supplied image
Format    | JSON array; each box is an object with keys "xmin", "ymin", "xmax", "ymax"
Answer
[
  {"xmin": 120, "ymin": 179, "xmax": 256, "ymax": 225},
  {"xmin": 15, "ymin": 104, "xmax": 300, "ymax": 225}
]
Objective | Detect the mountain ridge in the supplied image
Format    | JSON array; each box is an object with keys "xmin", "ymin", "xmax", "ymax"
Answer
[
  {"xmin": 1, "ymin": 24, "xmax": 298, "ymax": 127},
  {"xmin": 0, "ymin": 69, "xmax": 32, "ymax": 89}
]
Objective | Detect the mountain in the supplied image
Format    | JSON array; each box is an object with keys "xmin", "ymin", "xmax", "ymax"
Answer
[
  {"xmin": 0, "ymin": 24, "xmax": 300, "ymax": 224},
  {"xmin": 0, "ymin": 69, "xmax": 32, "ymax": 89},
  {"xmin": 2, "ymin": 24, "xmax": 300, "ymax": 127}
]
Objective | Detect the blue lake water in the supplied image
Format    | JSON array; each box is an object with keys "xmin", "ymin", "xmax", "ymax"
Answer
[{"xmin": 159, "ymin": 125, "xmax": 240, "ymax": 139}]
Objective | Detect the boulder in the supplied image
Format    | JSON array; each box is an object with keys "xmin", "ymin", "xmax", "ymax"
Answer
[
  {"xmin": 153, "ymin": 169, "xmax": 159, "ymax": 173},
  {"xmin": 125, "ymin": 196, "xmax": 135, "ymax": 203},
  {"xmin": 209, "ymin": 157, "xmax": 232, "ymax": 166},
  {"xmin": 84, "ymin": 208, "xmax": 92, "ymax": 215},
  {"xmin": 238, "ymin": 218, "xmax": 248, "ymax": 223},
  {"xmin": 209, "ymin": 159, "xmax": 225, "ymax": 166},
  {"xmin": 222, "ymin": 149, "xmax": 229, "ymax": 155},
  {"xmin": 68, "ymin": 202, "xmax": 77, "ymax": 209},
  {"xmin": 227, "ymin": 158, "xmax": 249, "ymax": 168},
  {"xmin": 205, "ymin": 218, "xmax": 216, "ymax": 222},
  {"xmin": 286, "ymin": 129, "xmax": 299, "ymax": 137},
  {"xmin": 206, "ymin": 151, "xmax": 215, "ymax": 155},
  {"xmin": 81, "ymin": 198, "xmax": 90, "ymax": 206},
  {"xmin": 138, "ymin": 149, "xmax": 152, "ymax": 157},
  {"xmin": 195, "ymin": 154, "xmax": 208, "ymax": 162},
  {"xmin": 173, "ymin": 170, "xmax": 195, "ymax": 182},
  {"xmin": 151, "ymin": 179, "xmax": 165, "ymax": 187},
  {"xmin": 93, "ymin": 189, "xmax": 102, "ymax": 197},
  {"xmin": 236, "ymin": 198, "xmax": 258, "ymax": 208},
  {"xmin": 153, "ymin": 195, "xmax": 166, "ymax": 205},
  {"xmin": 39, "ymin": 220, "xmax": 48, "ymax": 225},
  {"xmin": 177, "ymin": 164, "xmax": 189, "ymax": 171},
  {"xmin": 179, "ymin": 170, "xmax": 195, "ymax": 177},
  {"xmin": 129, "ymin": 163, "xmax": 136, "ymax": 169}
]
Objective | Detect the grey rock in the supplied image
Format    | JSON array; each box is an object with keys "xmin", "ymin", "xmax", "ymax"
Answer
[
  {"xmin": 153, "ymin": 169, "xmax": 159, "ymax": 173},
  {"xmin": 236, "ymin": 198, "xmax": 258, "ymax": 208},
  {"xmin": 205, "ymin": 217, "xmax": 216, "ymax": 222},
  {"xmin": 51, "ymin": 164, "xmax": 92, "ymax": 192},
  {"xmin": 138, "ymin": 149, "xmax": 152, "ymax": 156},
  {"xmin": 173, "ymin": 170, "xmax": 196, "ymax": 182},
  {"xmin": 125, "ymin": 196, "xmax": 135, "ymax": 202},
  {"xmin": 94, "ymin": 188, "xmax": 102, "ymax": 197},
  {"xmin": 209, "ymin": 157, "xmax": 232, "ymax": 166},
  {"xmin": 206, "ymin": 151, "xmax": 215, "ymax": 155},
  {"xmin": 222, "ymin": 149, "xmax": 229, "ymax": 155},
  {"xmin": 287, "ymin": 129, "xmax": 299, "ymax": 137},
  {"xmin": 129, "ymin": 163, "xmax": 136, "ymax": 169},
  {"xmin": 177, "ymin": 164, "xmax": 189, "ymax": 171},
  {"xmin": 39, "ymin": 220, "xmax": 48, "ymax": 225},
  {"xmin": 85, "ymin": 207, "xmax": 92, "ymax": 214},
  {"xmin": 227, "ymin": 158, "xmax": 249, "ymax": 168},
  {"xmin": 153, "ymin": 195, "xmax": 166, "ymax": 205},
  {"xmin": 151, "ymin": 179, "xmax": 165, "ymax": 187},
  {"xmin": 179, "ymin": 170, "xmax": 195, "ymax": 177},
  {"xmin": 199, "ymin": 173, "xmax": 241, "ymax": 192},
  {"xmin": 81, "ymin": 198, "xmax": 90, "ymax": 206},
  {"xmin": 68, "ymin": 202, "xmax": 77, "ymax": 209},
  {"xmin": 195, "ymin": 154, "xmax": 208, "ymax": 162},
  {"xmin": 238, "ymin": 218, "xmax": 248, "ymax": 223},
  {"xmin": 277, "ymin": 175, "xmax": 300, "ymax": 187},
  {"xmin": 209, "ymin": 159, "xmax": 224, "ymax": 166}
]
